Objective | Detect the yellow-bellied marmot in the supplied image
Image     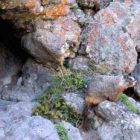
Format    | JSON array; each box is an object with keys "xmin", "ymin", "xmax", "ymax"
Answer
[{"xmin": 82, "ymin": 74, "xmax": 136, "ymax": 130}]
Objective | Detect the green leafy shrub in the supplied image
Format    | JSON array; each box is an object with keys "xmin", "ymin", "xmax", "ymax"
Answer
[
  {"xmin": 56, "ymin": 124, "xmax": 71, "ymax": 140},
  {"xmin": 32, "ymin": 69, "xmax": 85, "ymax": 126},
  {"xmin": 119, "ymin": 93, "xmax": 139, "ymax": 113}
]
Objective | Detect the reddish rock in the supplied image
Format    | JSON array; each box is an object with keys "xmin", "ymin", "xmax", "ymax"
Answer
[
  {"xmin": 80, "ymin": 2, "xmax": 138, "ymax": 74},
  {"xmin": 22, "ymin": 16, "xmax": 81, "ymax": 66},
  {"xmin": 44, "ymin": 3, "xmax": 70, "ymax": 19},
  {"xmin": 0, "ymin": 0, "xmax": 72, "ymax": 31}
]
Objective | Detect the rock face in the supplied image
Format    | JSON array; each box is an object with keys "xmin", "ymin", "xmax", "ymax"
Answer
[
  {"xmin": 132, "ymin": 63, "xmax": 140, "ymax": 97},
  {"xmin": 80, "ymin": 2, "xmax": 138, "ymax": 74},
  {"xmin": 69, "ymin": 57, "xmax": 90, "ymax": 72},
  {"xmin": 59, "ymin": 121, "xmax": 83, "ymax": 140},
  {"xmin": 95, "ymin": 101, "xmax": 140, "ymax": 140},
  {"xmin": 0, "ymin": 59, "xmax": 53, "ymax": 101},
  {"xmin": 1, "ymin": 0, "xmax": 140, "ymax": 140},
  {"xmin": 0, "ymin": 0, "xmax": 75, "ymax": 31},
  {"xmin": 63, "ymin": 93, "xmax": 85, "ymax": 114},
  {"xmin": 86, "ymin": 74, "xmax": 136, "ymax": 105},
  {"xmin": 8, "ymin": 116, "xmax": 60, "ymax": 140},
  {"xmin": 0, "ymin": 101, "xmax": 60, "ymax": 140},
  {"xmin": 22, "ymin": 16, "xmax": 81, "ymax": 66}
]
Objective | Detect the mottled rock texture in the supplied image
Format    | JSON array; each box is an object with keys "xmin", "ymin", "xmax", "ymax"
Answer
[
  {"xmin": 132, "ymin": 63, "xmax": 140, "ymax": 97},
  {"xmin": 0, "ymin": 101, "xmax": 60, "ymax": 140},
  {"xmin": 0, "ymin": 0, "xmax": 140, "ymax": 140},
  {"xmin": 22, "ymin": 16, "xmax": 81, "ymax": 66},
  {"xmin": 0, "ymin": 0, "xmax": 76, "ymax": 31},
  {"xmin": 59, "ymin": 121, "xmax": 83, "ymax": 140},
  {"xmin": 0, "ymin": 59, "xmax": 53, "ymax": 101},
  {"xmin": 95, "ymin": 101, "xmax": 140, "ymax": 140},
  {"xmin": 80, "ymin": 2, "xmax": 138, "ymax": 74}
]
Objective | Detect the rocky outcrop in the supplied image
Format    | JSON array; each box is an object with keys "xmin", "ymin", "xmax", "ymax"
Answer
[
  {"xmin": 95, "ymin": 101, "xmax": 140, "ymax": 140},
  {"xmin": 0, "ymin": 101, "xmax": 60, "ymax": 140},
  {"xmin": 0, "ymin": 0, "xmax": 76, "ymax": 31},
  {"xmin": 22, "ymin": 16, "xmax": 81, "ymax": 66},
  {"xmin": 59, "ymin": 121, "xmax": 83, "ymax": 140},
  {"xmin": 0, "ymin": 59, "xmax": 53, "ymax": 101},
  {"xmin": 1, "ymin": 0, "xmax": 140, "ymax": 140},
  {"xmin": 63, "ymin": 93, "xmax": 85, "ymax": 114},
  {"xmin": 80, "ymin": 2, "xmax": 138, "ymax": 74}
]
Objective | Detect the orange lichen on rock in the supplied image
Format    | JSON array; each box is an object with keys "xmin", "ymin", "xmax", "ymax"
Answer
[
  {"xmin": 24, "ymin": 0, "xmax": 36, "ymax": 9},
  {"xmin": 101, "ymin": 12, "xmax": 115, "ymax": 24},
  {"xmin": 18, "ymin": 0, "xmax": 36, "ymax": 9},
  {"xmin": 61, "ymin": 0, "xmax": 69, "ymax": 4},
  {"xmin": 44, "ymin": 3, "xmax": 70, "ymax": 19}
]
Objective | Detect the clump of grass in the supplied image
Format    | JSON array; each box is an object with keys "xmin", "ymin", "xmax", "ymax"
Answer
[
  {"xmin": 55, "ymin": 124, "xmax": 71, "ymax": 140},
  {"xmin": 32, "ymin": 69, "xmax": 85, "ymax": 126},
  {"xmin": 119, "ymin": 93, "xmax": 139, "ymax": 113}
]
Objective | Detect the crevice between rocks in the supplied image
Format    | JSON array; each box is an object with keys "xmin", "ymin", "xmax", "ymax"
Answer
[{"xmin": 0, "ymin": 18, "xmax": 31, "ymax": 64}]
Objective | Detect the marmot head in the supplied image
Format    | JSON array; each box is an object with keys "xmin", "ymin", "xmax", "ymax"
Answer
[{"xmin": 123, "ymin": 75, "xmax": 137, "ymax": 88}]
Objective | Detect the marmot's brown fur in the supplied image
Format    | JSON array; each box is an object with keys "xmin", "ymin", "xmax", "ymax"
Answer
[{"xmin": 82, "ymin": 75, "xmax": 136, "ymax": 131}]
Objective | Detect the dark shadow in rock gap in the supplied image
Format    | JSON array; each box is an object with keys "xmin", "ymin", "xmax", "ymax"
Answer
[
  {"xmin": 0, "ymin": 18, "xmax": 31, "ymax": 63},
  {"xmin": 124, "ymin": 87, "xmax": 140, "ymax": 102}
]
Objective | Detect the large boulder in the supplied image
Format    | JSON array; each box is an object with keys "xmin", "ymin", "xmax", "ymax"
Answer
[
  {"xmin": 0, "ymin": 101, "xmax": 60, "ymax": 140},
  {"xmin": 95, "ymin": 101, "xmax": 140, "ymax": 140},
  {"xmin": 59, "ymin": 121, "xmax": 83, "ymax": 140},
  {"xmin": 22, "ymin": 16, "xmax": 81, "ymax": 66},
  {"xmin": 80, "ymin": 2, "xmax": 138, "ymax": 74},
  {"xmin": 6, "ymin": 116, "xmax": 60, "ymax": 140},
  {"xmin": 69, "ymin": 57, "xmax": 90, "ymax": 72},
  {"xmin": 63, "ymin": 93, "xmax": 85, "ymax": 114},
  {"xmin": 0, "ymin": 59, "xmax": 53, "ymax": 101},
  {"xmin": 0, "ymin": 0, "xmax": 76, "ymax": 31}
]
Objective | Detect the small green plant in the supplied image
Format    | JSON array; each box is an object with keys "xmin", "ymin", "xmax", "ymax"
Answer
[
  {"xmin": 119, "ymin": 93, "xmax": 139, "ymax": 113},
  {"xmin": 32, "ymin": 69, "xmax": 85, "ymax": 126},
  {"xmin": 56, "ymin": 124, "xmax": 71, "ymax": 140}
]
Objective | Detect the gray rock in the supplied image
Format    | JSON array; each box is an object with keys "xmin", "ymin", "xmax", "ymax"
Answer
[
  {"xmin": 69, "ymin": 57, "xmax": 90, "ymax": 72},
  {"xmin": 0, "ymin": 101, "xmax": 60, "ymax": 140},
  {"xmin": 59, "ymin": 121, "xmax": 83, "ymax": 140},
  {"xmin": 80, "ymin": 129, "xmax": 100, "ymax": 140},
  {"xmin": 132, "ymin": 63, "xmax": 140, "ymax": 97},
  {"xmin": 63, "ymin": 93, "xmax": 85, "ymax": 114},
  {"xmin": 0, "ymin": 59, "xmax": 53, "ymax": 101},
  {"xmin": 95, "ymin": 101, "xmax": 140, "ymax": 140},
  {"xmin": 80, "ymin": 2, "xmax": 138, "ymax": 74},
  {"xmin": 22, "ymin": 16, "xmax": 81, "ymax": 66},
  {"xmin": 0, "ymin": 101, "xmax": 34, "ymax": 124},
  {"xmin": 6, "ymin": 116, "xmax": 60, "ymax": 140}
]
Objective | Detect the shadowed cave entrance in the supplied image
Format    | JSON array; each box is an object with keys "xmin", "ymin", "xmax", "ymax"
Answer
[{"xmin": 0, "ymin": 18, "xmax": 30, "ymax": 63}]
